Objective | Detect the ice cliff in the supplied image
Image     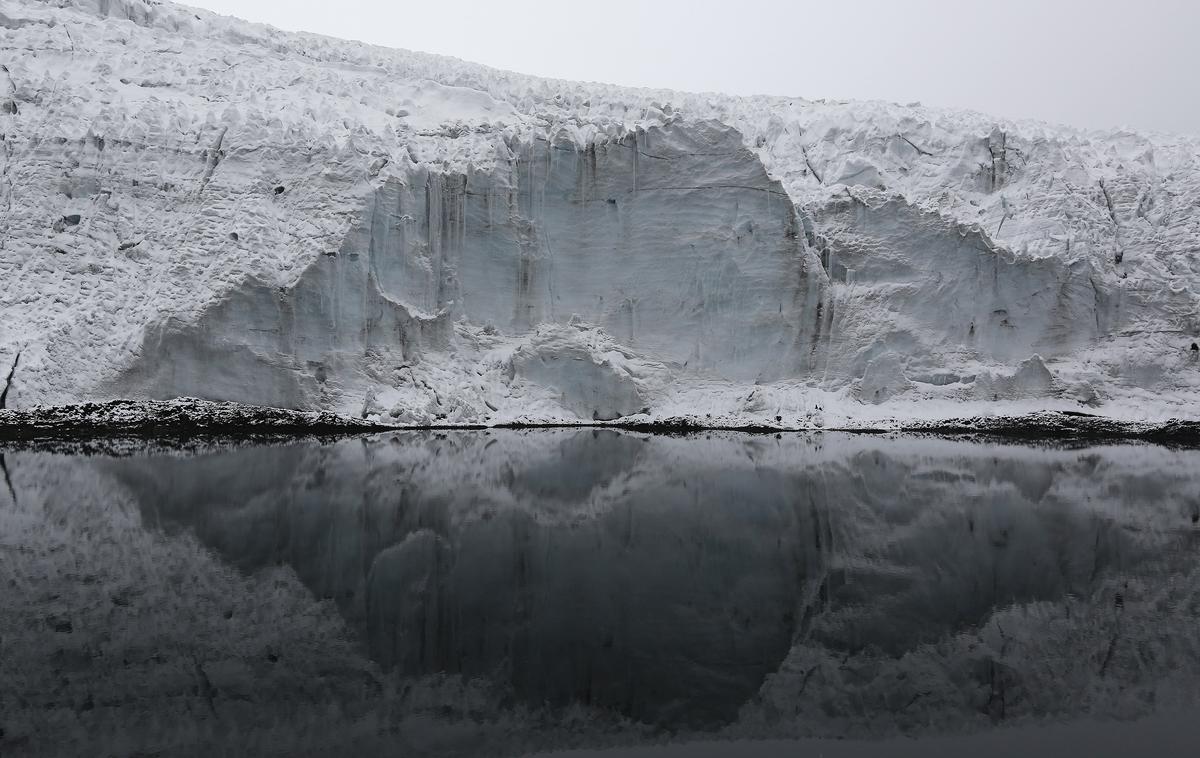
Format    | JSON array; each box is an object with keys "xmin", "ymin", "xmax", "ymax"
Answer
[{"xmin": 2, "ymin": 0, "xmax": 1199, "ymax": 425}]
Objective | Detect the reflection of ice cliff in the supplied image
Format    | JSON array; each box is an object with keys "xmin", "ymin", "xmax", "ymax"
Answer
[
  {"xmin": 3, "ymin": 0, "xmax": 1200, "ymax": 425},
  {"xmin": 89, "ymin": 431, "xmax": 1200, "ymax": 734}
]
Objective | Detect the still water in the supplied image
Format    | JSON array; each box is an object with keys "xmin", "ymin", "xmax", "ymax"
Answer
[{"xmin": 2, "ymin": 430, "xmax": 1199, "ymax": 756}]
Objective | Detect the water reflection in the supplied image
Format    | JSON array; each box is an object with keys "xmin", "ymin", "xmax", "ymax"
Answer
[
  {"xmin": 3, "ymin": 430, "xmax": 1199, "ymax": 756},
  {"xmin": 108, "ymin": 431, "xmax": 819, "ymax": 728}
]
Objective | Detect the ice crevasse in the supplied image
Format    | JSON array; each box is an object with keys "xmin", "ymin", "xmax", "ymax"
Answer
[{"xmin": 1, "ymin": 0, "xmax": 1199, "ymax": 427}]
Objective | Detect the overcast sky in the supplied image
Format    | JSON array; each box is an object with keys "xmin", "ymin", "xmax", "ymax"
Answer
[{"xmin": 189, "ymin": 0, "xmax": 1199, "ymax": 135}]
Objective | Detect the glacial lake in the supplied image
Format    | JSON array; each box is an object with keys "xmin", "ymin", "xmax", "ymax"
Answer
[{"xmin": 2, "ymin": 430, "xmax": 1199, "ymax": 757}]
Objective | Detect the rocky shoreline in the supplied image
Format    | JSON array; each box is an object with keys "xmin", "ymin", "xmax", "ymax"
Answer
[
  {"xmin": 3, "ymin": 399, "xmax": 1199, "ymax": 451},
  {"xmin": 0, "ymin": 398, "xmax": 392, "ymax": 442},
  {"xmin": 904, "ymin": 412, "xmax": 1200, "ymax": 445}
]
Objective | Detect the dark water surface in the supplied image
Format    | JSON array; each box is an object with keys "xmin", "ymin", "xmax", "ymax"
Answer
[{"xmin": 2, "ymin": 430, "xmax": 1199, "ymax": 756}]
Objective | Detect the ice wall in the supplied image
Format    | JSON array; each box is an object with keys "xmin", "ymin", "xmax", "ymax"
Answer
[
  {"xmin": 104, "ymin": 121, "xmax": 825, "ymax": 413},
  {"xmin": 2, "ymin": 0, "xmax": 1199, "ymax": 423},
  {"xmin": 349, "ymin": 120, "xmax": 824, "ymax": 378}
]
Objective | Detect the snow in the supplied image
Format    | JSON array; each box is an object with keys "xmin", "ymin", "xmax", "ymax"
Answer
[{"xmin": 2, "ymin": 0, "xmax": 1199, "ymax": 427}]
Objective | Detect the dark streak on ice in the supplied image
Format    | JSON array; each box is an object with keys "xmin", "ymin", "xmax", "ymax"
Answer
[{"xmin": 0, "ymin": 350, "xmax": 18, "ymax": 409}]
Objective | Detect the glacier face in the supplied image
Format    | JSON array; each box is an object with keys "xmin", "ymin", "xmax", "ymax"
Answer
[
  {"xmin": 102, "ymin": 121, "xmax": 823, "ymax": 419},
  {"xmin": 1, "ymin": 0, "xmax": 1199, "ymax": 425}
]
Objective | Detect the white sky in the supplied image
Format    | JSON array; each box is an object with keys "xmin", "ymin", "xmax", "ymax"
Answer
[{"xmin": 188, "ymin": 0, "xmax": 1199, "ymax": 135}]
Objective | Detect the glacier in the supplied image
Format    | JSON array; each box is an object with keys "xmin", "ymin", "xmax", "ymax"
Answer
[{"xmin": 2, "ymin": 0, "xmax": 1199, "ymax": 427}]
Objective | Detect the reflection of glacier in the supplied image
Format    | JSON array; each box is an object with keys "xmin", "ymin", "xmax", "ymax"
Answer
[{"xmin": 99, "ymin": 430, "xmax": 1200, "ymax": 730}]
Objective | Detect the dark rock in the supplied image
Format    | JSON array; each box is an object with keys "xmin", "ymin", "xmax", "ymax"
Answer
[{"xmin": 0, "ymin": 397, "xmax": 394, "ymax": 445}]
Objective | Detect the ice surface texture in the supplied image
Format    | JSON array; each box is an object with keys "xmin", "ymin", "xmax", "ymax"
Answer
[{"xmin": 2, "ymin": 0, "xmax": 1199, "ymax": 426}]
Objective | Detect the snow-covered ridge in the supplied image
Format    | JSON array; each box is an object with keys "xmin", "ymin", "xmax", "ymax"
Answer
[{"xmin": 2, "ymin": 0, "xmax": 1199, "ymax": 426}]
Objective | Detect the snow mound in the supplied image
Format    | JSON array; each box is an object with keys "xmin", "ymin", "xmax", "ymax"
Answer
[{"xmin": 513, "ymin": 325, "xmax": 647, "ymax": 421}]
